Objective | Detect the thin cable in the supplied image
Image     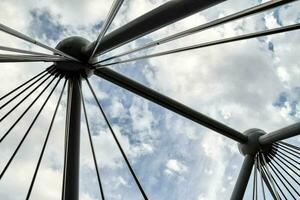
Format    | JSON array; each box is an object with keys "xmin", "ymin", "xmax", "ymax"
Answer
[
  {"xmin": 0, "ymin": 68, "xmax": 54, "ymax": 109},
  {"xmin": 0, "ymin": 54, "xmax": 68, "ymax": 62},
  {"xmin": 260, "ymin": 153, "xmax": 281, "ymax": 200},
  {"xmin": 97, "ymin": 0, "xmax": 297, "ymax": 63},
  {"xmin": 85, "ymin": 77, "xmax": 149, "ymax": 200},
  {"xmin": 95, "ymin": 23, "xmax": 300, "ymax": 67},
  {"xmin": 0, "ymin": 23, "xmax": 78, "ymax": 61},
  {"xmin": 279, "ymin": 142, "xmax": 300, "ymax": 151},
  {"xmin": 0, "ymin": 45, "xmax": 63, "ymax": 57},
  {"xmin": 257, "ymin": 154, "xmax": 266, "ymax": 200},
  {"xmin": 269, "ymin": 154, "xmax": 300, "ymax": 186},
  {"xmin": 0, "ymin": 72, "xmax": 54, "ymax": 121},
  {"xmin": 0, "ymin": 67, "xmax": 52, "ymax": 101},
  {"xmin": 267, "ymin": 156, "xmax": 300, "ymax": 198},
  {"xmin": 61, "ymin": 79, "xmax": 70, "ymax": 200},
  {"xmin": 89, "ymin": 0, "xmax": 124, "ymax": 60},
  {"xmin": 0, "ymin": 75, "xmax": 58, "ymax": 142},
  {"xmin": 0, "ymin": 76, "xmax": 62, "ymax": 179},
  {"xmin": 265, "ymin": 162, "xmax": 289, "ymax": 200},
  {"xmin": 25, "ymin": 79, "xmax": 67, "ymax": 200},
  {"xmin": 79, "ymin": 81, "xmax": 105, "ymax": 200},
  {"xmin": 274, "ymin": 144, "xmax": 300, "ymax": 159},
  {"xmin": 276, "ymin": 142, "xmax": 300, "ymax": 154},
  {"xmin": 253, "ymin": 155, "xmax": 258, "ymax": 200},
  {"xmin": 275, "ymin": 149, "xmax": 300, "ymax": 166}
]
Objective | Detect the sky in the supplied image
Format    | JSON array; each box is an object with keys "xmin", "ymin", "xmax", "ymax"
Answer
[{"xmin": 0, "ymin": 0, "xmax": 300, "ymax": 199}]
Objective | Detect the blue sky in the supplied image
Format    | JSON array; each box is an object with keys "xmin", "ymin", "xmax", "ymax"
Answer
[{"xmin": 0, "ymin": 0, "xmax": 300, "ymax": 200}]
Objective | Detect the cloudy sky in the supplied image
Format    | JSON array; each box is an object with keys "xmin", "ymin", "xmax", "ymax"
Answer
[{"xmin": 0, "ymin": 0, "xmax": 300, "ymax": 199}]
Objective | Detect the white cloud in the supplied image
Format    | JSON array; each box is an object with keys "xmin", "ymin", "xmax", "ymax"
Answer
[
  {"xmin": 165, "ymin": 159, "xmax": 187, "ymax": 175},
  {"xmin": 0, "ymin": 0, "xmax": 300, "ymax": 200}
]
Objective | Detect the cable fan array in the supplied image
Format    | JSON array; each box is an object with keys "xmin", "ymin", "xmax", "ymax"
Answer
[{"xmin": 0, "ymin": 0, "xmax": 299, "ymax": 199}]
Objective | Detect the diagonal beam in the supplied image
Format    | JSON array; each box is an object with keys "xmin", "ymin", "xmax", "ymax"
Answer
[
  {"xmin": 259, "ymin": 122, "xmax": 300, "ymax": 145},
  {"xmin": 230, "ymin": 154, "xmax": 254, "ymax": 200},
  {"xmin": 84, "ymin": 0, "xmax": 226, "ymax": 56},
  {"xmin": 0, "ymin": 23, "xmax": 78, "ymax": 61},
  {"xmin": 94, "ymin": 68, "xmax": 248, "ymax": 143},
  {"xmin": 89, "ymin": 0, "xmax": 124, "ymax": 60},
  {"xmin": 95, "ymin": 23, "xmax": 300, "ymax": 67},
  {"xmin": 98, "ymin": 0, "xmax": 297, "ymax": 63}
]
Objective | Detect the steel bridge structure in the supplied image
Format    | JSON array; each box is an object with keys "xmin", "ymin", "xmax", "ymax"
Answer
[{"xmin": 0, "ymin": 0, "xmax": 299, "ymax": 199}]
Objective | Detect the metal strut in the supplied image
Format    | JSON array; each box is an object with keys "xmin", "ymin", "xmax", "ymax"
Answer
[{"xmin": 62, "ymin": 76, "xmax": 82, "ymax": 200}]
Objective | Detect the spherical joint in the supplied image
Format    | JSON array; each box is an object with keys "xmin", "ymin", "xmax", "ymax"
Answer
[
  {"xmin": 54, "ymin": 36, "xmax": 93, "ymax": 77},
  {"xmin": 55, "ymin": 36, "xmax": 91, "ymax": 61},
  {"xmin": 238, "ymin": 128, "xmax": 266, "ymax": 156}
]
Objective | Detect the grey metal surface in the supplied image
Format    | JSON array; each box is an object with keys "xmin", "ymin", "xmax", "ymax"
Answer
[
  {"xmin": 95, "ymin": 23, "xmax": 300, "ymax": 67},
  {"xmin": 98, "ymin": 0, "xmax": 297, "ymax": 64},
  {"xmin": 84, "ymin": 0, "xmax": 225, "ymax": 56},
  {"xmin": 259, "ymin": 122, "xmax": 300, "ymax": 145},
  {"xmin": 89, "ymin": 0, "xmax": 124, "ymax": 60},
  {"xmin": 62, "ymin": 77, "xmax": 81, "ymax": 200},
  {"xmin": 0, "ymin": 23, "xmax": 78, "ymax": 61},
  {"xmin": 230, "ymin": 155, "xmax": 254, "ymax": 200},
  {"xmin": 94, "ymin": 67, "xmax": 248, "ymax": 143}
]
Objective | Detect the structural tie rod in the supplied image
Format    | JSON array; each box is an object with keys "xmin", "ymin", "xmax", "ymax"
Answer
[
  {"xmin": 0, "ymin": 75, "xmax": 58, "ymax": 142},
  {"xmin": 84, "ymin": 0, "xmax": 225, "ymax": 56},
  {"xmin": 97, "ymin": 0, "xmax": 297, "ymax": 64},
  {"xmin": 0, "ymin": 66, "xmax": 53, "ymax": 101},
  {"xmin": 95, "ymin": 23, "xmax": 300, "ymax": 67},
  {"xmin": 85, "ymin": 78, "xmax": 149, "ymax": 200},
  {"xmin": 0, "ymin": 68, "xmax": 54, "ymax": 110},
  {"xmin": 0, "ymin": 72, "xmax": 55, "ymax": 121},
  {"xmin": 0, "ymin": 23, "xmax": 78, "ymax": 61},
  {"xmin": 0, "ymin": 45, "xmax": 64, "ymax": 57},
  {"xmin": 79, "ymin": 81, "xmax": 105, "ymax": 200},
  {"xmin": 0, "ymin": 76, "xmax": 62, "ymax": 179},
  {"xmin": 0, "ymin": 54, "xmax": 68, "ymax": 63},
  {"xmin": 89, "ymin": 0, "xmax": 124, "ymax": 60},
  {"xmin": 25, "ymin": 79, "xmax": 67, "ymax": 200}
]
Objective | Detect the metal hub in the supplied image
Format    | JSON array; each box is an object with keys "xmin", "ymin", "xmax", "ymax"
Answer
[
  {"xmin": 238, "ymin": 129, "xmax": 274, "ymax": 158},
  {"xmin": 53, "ymin": 36, "xmax": 93, "ymax": 76}
]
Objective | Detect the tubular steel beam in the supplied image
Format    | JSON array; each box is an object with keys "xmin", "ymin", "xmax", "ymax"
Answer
[
  {"xmin": 62, "ymin": 76, "xmax": 81, "ymax": 200},
  {"xmin": 94, "ymin": 67, "xmax": 248, "ymax": 143},
  {"xmin": 230, "ymin": 154, "xmax": 254, "ymax": 200},
  {"xmin": 84, "ymin": 0, "xmax": 225, "ymax": 56},
  {"xmin": 98, "ymin": 0, "xmax": 297, "ymax": 63},
  {"xmin": 259, "ymin": 122, "xmax": 300, "ymax": 145}
]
